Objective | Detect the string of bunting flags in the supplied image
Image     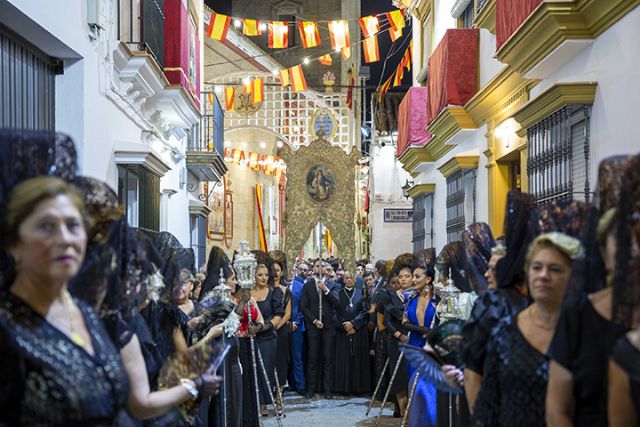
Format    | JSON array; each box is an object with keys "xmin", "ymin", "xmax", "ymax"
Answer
[
  {"xmin": 377, "ymin": 39, "xmax": 412, "ymax": 103},
  {"xmin": 206, "ymin": 9, "xmax": 408, "ymax": 93},
  {"xmin": 223, "ymin": 147, "xmax": 287, "ymax": 178}
]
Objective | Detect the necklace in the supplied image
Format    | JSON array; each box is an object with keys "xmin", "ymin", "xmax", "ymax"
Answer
[
  {"xmin": 63, "ymin": 290, "xmax": 86, "ymax": 347},
  {"xmin": 343, "ymin": 287, "xmax": 355, "ymax": 308},
  {"xmin": 528, "ymin": 306, "xmax": 556, "ymax": 331}
]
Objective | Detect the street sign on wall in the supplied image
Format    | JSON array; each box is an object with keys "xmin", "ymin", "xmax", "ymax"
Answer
[{"xmin": 383, "ymin": 208, "xmax": 413, "ymax": 223}]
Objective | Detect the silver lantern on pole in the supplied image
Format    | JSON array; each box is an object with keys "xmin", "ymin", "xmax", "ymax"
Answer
[
  {"xmin": 434, "ymin": 267, "xmax": 463, "ymax": 320},
  {"xmin": 233, "ymin": 241, "xmax": 257, "ymax": 289}
]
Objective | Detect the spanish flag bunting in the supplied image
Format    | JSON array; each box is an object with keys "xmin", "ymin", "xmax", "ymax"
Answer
[
  {"xmin": 251, "ymin": 78, "xmax": 264, "ymax": 103},
  {"xmin": 249, "ymin": 152, "xmax": 259, "ymax": 169},
  {"xmin": 386, "ymin": 10, "xmax": 405, "ymax": 32},
  {"xmin": 207, "ymin": 92, "xmax": 214, "ymax": 105},
  {"xmin": 319, "ymin": 54, "xmax": 332, "ymax": 66},
  {"xmin": 268, "ymin": 21, "xmax": 289, "ymax": 48},
  {"xmin": 207, "ymin": 12, "xmax": 231, "ymax": 42},
  {"xmin": 224, "ymin": 86, "xmax": 235, "ymax": 110},
  {"xmin": 326, "ymin": 228, "xmax": 333, "ymax": 254},
  {"xmin": 378, "ymin": 75, "xmax": 392, "ymax": 102},
  {"xmin": 255, "ymin": 185, "xmax": 268, "ymax": 252},
  {"xmin": 328, "ymin": 20, "xmax": 350, "ymax": 50},
  {"xmin": 242, "ymin": 19, "xmax": 262, "ymax": 36},
  {"xmin": 298, "ymin": 22, "xmax": 321, "ymax": 48},
  {"xmin": 389, "ymin": 26, "xmax": 403, "ymax": 42},
  {"xmin": 279, "ymin": 69, "xmax": 290, "ymax": 87},
  {"xmin": 232, "ymin": 148, "xmax": 245, "ymax": 164},
  {"xmin": 341, "ymin": 46, "xmax": 351, "ymax": 61},
  {"xmin": 362, "ymin": 35, "xmax": 380, "ymax": 63},
  {"xmin": 346, "ymin": 64, "xmax": 355, "ymax": 110},
  {"xmin": 358, "ymin": 16, "xmax": 380, "ymax": 38},
  {"xmin": 289, "ymin": 65, "xmax": 307, "ymax": 92},
  {"xmin": 393, "ymin": 65, "xmax": 404, "ymax": 87},
  {"xmin": 243, "ymin": 80, "xmax": 252, "ymax": 95},
  {"xmin": 402, "ymin": 41, "xmax": 412, "ymax": 71}
]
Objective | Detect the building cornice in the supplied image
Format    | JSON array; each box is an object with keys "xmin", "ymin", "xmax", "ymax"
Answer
[
  {"xmin": 512, "ymin": 82, "xmax": 597, "ymax": 136},
  {"xmin": 407, "ymin": 183, "xmax": 436, "ymax": 199},
  {"xmin": 496, "ymin": 0, "xmax": 639, "ymax": 76},
  {"xmin": 473, "ymin": 0, "xmax": 496, "ymax": 33},
  {"xmin": 437, "ymin": 155, "xmax": 480, "ymax": 178},
  {"xmin": 426, "ymin": 106, "xmax": 476, "ymax": 162},
  {"xmin": 398, "ymin": 145, "xmax": 434, "ymax": 175}
]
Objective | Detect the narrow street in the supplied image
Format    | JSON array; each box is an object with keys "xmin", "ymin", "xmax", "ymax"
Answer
[{"xmin": 263, "ymin": 393, "xmax": 400, "ymax": 427}]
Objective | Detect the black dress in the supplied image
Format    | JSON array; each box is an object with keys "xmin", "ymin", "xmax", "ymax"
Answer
[
  {"xmin": 275, "ymin": 286, "xmax": 292, "ymax": 389},
  {"xmin": 210, "ymin": 335, "xmax": 242, "ymax": 427},
  {"xmin": 470, "ymin": 315, "xmax": 549, "ymax": 427},
  {"xmin": 462, "ymin": 287, "xmax": 529, "ymax": 375},
  {"xmin": 333, "ymin": 284, "xmax": 371, "ymax": 394},
  {"xmin": 382, "ymin": 288, "xmax": 408, "ymax": 395},
  {"xmin": 611, "ymin": 335, "xmax": 640, "ymax": 418},
  {"xmin": 0, "ymin": 291, "xmax": 129, "ymax": 426},
  {"xmin": 548, "ymin": 293, "xmax": 628, "ymax": 426},
  {"xmin": 372, "ymin": 282, "xmax": 389, "ymax": 401},
  {"xmin": 255, "ymin": 287, "xmax": 284, "ymax": 405}
]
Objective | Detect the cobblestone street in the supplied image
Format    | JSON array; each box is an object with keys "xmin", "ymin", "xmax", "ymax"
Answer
[{"xmin": 263, "ymin": 392, "xmax": 400, "ymax": 427}]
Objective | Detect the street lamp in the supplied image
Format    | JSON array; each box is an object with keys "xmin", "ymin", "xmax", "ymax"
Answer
[{"xmin": 401, "ymin": 179, "xmax": 414, "ymax": 199}]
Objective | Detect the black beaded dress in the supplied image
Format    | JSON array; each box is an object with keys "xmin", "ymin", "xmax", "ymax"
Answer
[
  {"xmin": 382, "ymin": 288, "xmax": 408, "ymax": 395},
  {"xmin": 470, "ymin": 315, "xmax": 549, "ymax": 427},
  {"xmin": 611, "ymin": 335, "xmax": 640, "ymax": 418},
  {"xmin": 549, "ymin": 293, "xmax": 628, "ymax": 426},
  {"xmin": 275, "ymin": 285, "xmax": 292, "ymax": 388},
  {"xmin": 0, "ymin": 291, "xmax": 129, "ymax": 426}
]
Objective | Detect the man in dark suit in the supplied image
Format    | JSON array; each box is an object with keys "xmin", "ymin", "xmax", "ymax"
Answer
[{"xmin": 300, "ymin": 258, "xmax": 338, "ymax": 399}]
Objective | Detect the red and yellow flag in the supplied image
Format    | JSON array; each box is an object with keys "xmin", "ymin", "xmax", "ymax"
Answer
[
  {"xmin": 346, "ymin": 65, "xmax": 355, "ymax": 110},
  {"xmin": 341, "ymin": 46, "xmax": 351, "ymax": 61},
  {"xmin": 289, "ymin": 65, "xmax": 307, "ymax": 92},
  {"xmin": 224, "ymin": 86, "xmax": 235, "ymax": 110},
  {"xmin": 251, "ymin": 78, "xmax": 264, "ymax": 103},
  {"xmin": 393, "ymin": 65, "xmax": 404, "ymax": 87},
  {"xmin": 255, "ymin": 185, "xmax": 268, "ymax": 252},
  {"xmin": 326, "ymin": 228, "xmax": 333, "ymax": 254},
  {"xmin": 328, "ymin": 20, "xmax": 351, "ymax": 50},
  {"xmin": 378, "ymin": 75, "xmax": 392, "ymax": 102},
  {"xmin": 207, "ymin": 92, "xmax": 214, "ymax": 105},
  {"xmin": 298, "ymin": 22, "xmax": 321, "ymax": 48},
  {"xmin": 389, "ymin": 26, "xmax": 403, "ymax": 42},
  {"xmin": 359, "ymin": 16, "xmax": 380, "ymax": 38},
  {"xmin": 268, "ymin": 21, "xmax": 289, "ymax": 48},
  {"xmin": 207, "ymin": 12, "xmax": 231, "ymax": 42},
  {"xmin": 279, "ymin": 69, "xmax": 290, "ymax": 87},
  {"xmin": 386, "ymin": 10, "xmax": 406, "ymax": 32},
  {"xmin": 362, "ymin": 35, "xmax": 380, "ymax": 63},
  {"xmin": 249, "ymin": 152, "xmax": 259, "ymax": 170},
  {"xmin": 401, "ymin": 41, "xmax": 412, "ymax": 71},
  {"xmin": 319, "ymin": 54, "xmax": 333, "ymax": 66},
  {"xmin": 242, "ymin": 19, "xmax": 262, "ymax": 36}
]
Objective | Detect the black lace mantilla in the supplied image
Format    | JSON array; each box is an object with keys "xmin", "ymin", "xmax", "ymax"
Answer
[{"xmin": 0, "ymin": 291, "xmax": 129, "ymax": 426}]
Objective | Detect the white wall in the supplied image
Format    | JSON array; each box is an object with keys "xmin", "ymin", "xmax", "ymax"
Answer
[
  {"xmin": 369, "ymin": 202, "xmax": 413, "ymax": 262},
  {"xmin": 529, "ymin": 7, "xmax": 640, "ymax": 181},
  {"xmin": 478, "ymin": 29, "xmax": 505, "ymax": 88},
  {"xmin": 433, "ymin": 0, "xmax": 457, "ymax": 48}
]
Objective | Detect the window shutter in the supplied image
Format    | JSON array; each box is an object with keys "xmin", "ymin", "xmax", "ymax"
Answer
[{"xmin": 571, "ymin": 118, "xmax": 588, "ymax": 201}]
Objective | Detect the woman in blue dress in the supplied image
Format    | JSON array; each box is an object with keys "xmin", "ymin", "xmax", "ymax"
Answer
[{"xmin": 402, "ymin": 264, "xmax": 438, "ymax": 427}]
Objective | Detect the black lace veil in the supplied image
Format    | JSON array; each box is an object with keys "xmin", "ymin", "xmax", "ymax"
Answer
[
  {"xmin": 462, "ymin": 223, "xmax": 495, "ymax": 294},
  {"xmin": 436, "ymin": 242, "xmax": 471, "ymax": 293}
]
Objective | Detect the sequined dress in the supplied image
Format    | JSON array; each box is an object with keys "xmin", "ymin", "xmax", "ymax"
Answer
[
  {"xmin": 470, "ymin": 315, "xmax": 549, "ymax": 427},
  {"xmin": 0, "ymin": 291, "xmax": 129, "ymax": 426}
]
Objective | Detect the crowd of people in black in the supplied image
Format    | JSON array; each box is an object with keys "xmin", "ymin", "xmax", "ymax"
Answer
[{"xmin": 0, "ymin": 127, "xmax": 639, "ymax": 427}]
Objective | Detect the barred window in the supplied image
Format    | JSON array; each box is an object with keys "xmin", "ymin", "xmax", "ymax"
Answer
[
  {"xmin": 412, "ymin": 193, "xmax": 434, "ymax": 253},
  {"xmin": 117, "ymin": 165, "xmax": 160, "ymax": 232},
  {"xmin": 446, "ymin": 169, "xmax": 476, "ymax": 242},
  {"xmin": 526, "ymin": 104, "xmax": 592, "ymax": 205}
]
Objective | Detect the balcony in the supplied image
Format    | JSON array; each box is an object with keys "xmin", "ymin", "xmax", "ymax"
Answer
[
  {"xmin": 186, "ymin": 92, "xmax": 227, "ymax": 183},
  {"xmin": 396, "ymin": 87, "xmax": 433, "ymax": 175},
  {"xmin": 118, "ymin": 0, "xmax": 165, "ymax": 68},
  {"xmin": 495, "ymin": 0, "xmax": 638, "ymax": 78},
  {"xmin": 424, "ymin": 29, "xmax": 479, "ymax": 161}
]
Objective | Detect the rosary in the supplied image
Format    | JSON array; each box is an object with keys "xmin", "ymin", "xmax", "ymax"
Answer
[{"xmin": 343, "ymin": 287, "xmax": 355, "ymax": 308}]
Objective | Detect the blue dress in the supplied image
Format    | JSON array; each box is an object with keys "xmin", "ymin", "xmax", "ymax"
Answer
[{"xmin": 405, "ymin": 293, "xmax": 437, "ymax": 427}]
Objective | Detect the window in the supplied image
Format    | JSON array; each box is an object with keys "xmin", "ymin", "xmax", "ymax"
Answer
[
  {"xmin": 460, "ymin": 1, "xmax": 474, "ymax": 29},
  {"xmin": 526, "ymin": 104, "xmax": 592, "ymax": 204},
  {"xmin": 117, "ymin": 165, "xmax": 160, "ymax": 231},
  {"xmin": 0, "ymin": 24, "xmax": 58, "ymax": 130},
  {"xmin": 412, "ymin": 193, "xmax": 435, "ymax": 253},
  {"xmin": 446, "ymin": 169, "xmax": 476, "ymax": 242},
  {"xmin": 190, "ymin": 214, "xmax": 207, "ymax": 268}
]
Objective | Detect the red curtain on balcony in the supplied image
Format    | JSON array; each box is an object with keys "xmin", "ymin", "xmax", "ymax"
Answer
[
  {"xmin": 427, "ymin": 29, "xmax": 479, "ymax": 124},
  {"xmin": 396, "ymin": 87, "xmax": 431, "ymax": 157},
  {"xmin": 496, "ymin": 0, "xmax": 543, "ymax": 50},
  {"xmin": 164, "ymin": 0, "xmax": 201, "ymax": 108}
]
